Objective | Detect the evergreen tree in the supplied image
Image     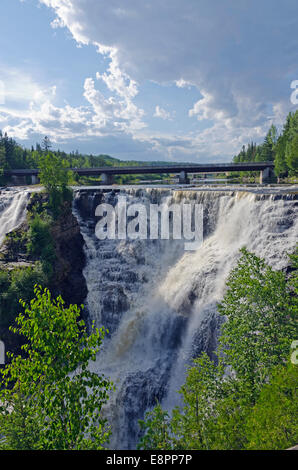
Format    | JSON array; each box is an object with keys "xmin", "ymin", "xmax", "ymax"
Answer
[
  {"xmin": 0, "ymin": 141, "xmax": 6, "ymax": 169},
  {"xmin": 285, "ymin": 111, "xmax": 298, "ymax": 176},
  {"xmin": 259, "ymin": 124, "xmax": 277, "ymax": 161},
  {"xmin": 41, "ymin": 136, "xmax": 52, "ymax": 153}
]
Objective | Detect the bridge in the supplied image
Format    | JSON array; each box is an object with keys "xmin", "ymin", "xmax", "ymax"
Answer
[{"xmin": 4, "ymin": 161, "xmax": 276, "ymax": 185}]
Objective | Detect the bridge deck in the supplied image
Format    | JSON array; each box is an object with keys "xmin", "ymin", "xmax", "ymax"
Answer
[{"xmin": 4, "ymin": 161, "xmax": 275, "ymax": 177}]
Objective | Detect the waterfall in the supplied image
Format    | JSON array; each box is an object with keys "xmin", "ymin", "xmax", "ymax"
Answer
[
  {"xmin": 1, "ymin": 185, "xmax": 295, "ymax": 449},
  {"xmin": 0, "ymin": 189, "xmax": 30, "ymax": 246},
  {"xmin": 73, "ymin": 186, "xmax": 298, "ymax": 449}
]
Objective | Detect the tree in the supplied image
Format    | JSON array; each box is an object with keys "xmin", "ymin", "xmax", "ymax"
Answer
[
  {"xmin": 245, "ymin": 363, "xmax": 298, "ymax": 450},
  {"xmin": 0, "ymin": 143, "xmax": 6, "ymax": 185},
  {"xmin": 231, "ymin": 111, "xmax": 297, "ymax": 178},
  {"xmin": 26, "ymin": 212, "xmax": 56, "ymax": 277},
  {"xmin": 41, "ymin": 136, "xmax": 52, "ymax": 153},
  {"xmin": 0, "ymin": 287, "xmax": 113, "ymax": 450},
  {"xmin": 259, "ymin": 125, "xmax": 277, "ymax": 162},
  {"xmin": 274, "ymin": 134, "xmax": 288, "ymax": 176},
  {"xmin": 170, "ymin": 353, "xmax": 224, "ymax": 450},
  {"xmin": 274, "ymin": 113, "xmax": 292, "ymax": 176},
  {"xmin": 218, "ymin": 248, "xmax": 296, "ymax": 397},
  {"xmin": 0, "ymin": 141, "xmax": 6, "ymax": 169},
  {"xmin": 285, "ymin": 133, "xmax": 298, "ymax": 176},
  {"xmin": 38, "ymin": 153, "xmax": 70, "ymax": 194},
  {"xmin": 138, "ymin": 403, "xmax": 173, "ymax": 450},
  {"xmin": 38, "ymin": 153, "xmax": 72, "ymax": 215},
  {"xmin": 0, "ymin": 265, "xmax": 47, "ymax": 331}
]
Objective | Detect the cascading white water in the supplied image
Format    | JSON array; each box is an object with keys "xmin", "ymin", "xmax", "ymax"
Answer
[
  {"xmin": 0, "ymin": 189, "xmax": 30, "ymax": 246},
  {"xmin": 73, "ymin": 186, "xmax": 298, "ymax": 450}
]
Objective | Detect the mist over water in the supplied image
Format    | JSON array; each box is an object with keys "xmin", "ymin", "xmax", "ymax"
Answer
[{"xmin": 72, "ymin": 186, "xmax": 298, "ymax": 449}]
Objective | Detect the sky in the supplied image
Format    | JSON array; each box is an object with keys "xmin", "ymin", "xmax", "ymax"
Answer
[{"xmin": 0, "ymin": 0, "xmax": 297, "ymax": 162}]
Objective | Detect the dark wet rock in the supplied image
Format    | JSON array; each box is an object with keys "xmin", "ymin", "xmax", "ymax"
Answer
[
  {"xmin": 113, "ymin": 362, "xmax": 172, "ymax": 449},
  {"xmin": 102, "ymin": 284, "xmax": 129, "ymax": 314},
  {"xmin": 50, "ymin": 201, "xmax": 87, "ymax": 308},
  {"xmin": 191, "ymin": 312, "xmax": 223, "ymax": 363},
  {"xmin": 101, "ymin": 284, "xmax": 129, "ymax": 332}
]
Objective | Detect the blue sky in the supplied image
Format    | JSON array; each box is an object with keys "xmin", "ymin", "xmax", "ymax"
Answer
[{"xmin": 0, "ymin": 0, "xmax": 297, "ymax": 162}]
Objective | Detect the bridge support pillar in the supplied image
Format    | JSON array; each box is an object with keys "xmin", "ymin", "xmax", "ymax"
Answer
[
  {"xmin": 101, "ymin": 172, "xmax": 114, "ymax": 185},
  {"xmin": 31, "ymin": 175, "xmax": 39, "ymax": 185},
  {"xmin": 260, "ymin": 167, "xmax": 276, "ymax": 184},
  {"xmin": 179, "ymin": 170, "xmax": 190, "ymax": 184}
]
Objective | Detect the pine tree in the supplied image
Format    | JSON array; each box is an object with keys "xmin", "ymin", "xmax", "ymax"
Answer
[
  {"xmin": 259, "ymin": 125, "xmax": 277, "ymax": 161},
  {"xmin": 285, "ymin": 111, "xmax": 298, "ymax": 175},
  {"xmin": 41, "ymin": 136, "xmax": 52, "ymax": 153},
  {"xmin": 0, "ymin": 142, "xmax": 6, "ymax": 169}
]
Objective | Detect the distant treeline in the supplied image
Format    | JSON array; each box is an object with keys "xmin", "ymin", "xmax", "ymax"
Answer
[
  {"xmin": 0, "ymin": 132, "xmax": 161, "ymax": 171},
  {"xmin": 233, "ymin": 110, "xmax": 298, "ymax": 177},
  {"xmin": 0, "ymin": 133, "xmax": 175, "ymax": 184}
]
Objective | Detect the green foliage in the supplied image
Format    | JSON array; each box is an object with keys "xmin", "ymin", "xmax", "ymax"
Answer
[
  {"xmin": 170, "ymin": 354, "xmax": 223, "ymax": 450},
  {"xmin": 286, "ymin": 133, "xmax": 298, "ymax": 176},
  {"xmin": 233, "ymin": 111, "xmax": 298, "ymax": 177},
  {"xmin": 138, "ymin": 403, "xmax": 173, "ymax": 450},
  {"xmin": 0, "ymin": 193, "xmax": 71, "ymax": 359},
  {"xmin": 0, "ymin": 144, "xmax": 6, "ymax": 185},
  {"xmin": 0, "ymin": 195, "xmax": 57, "ymax": 335},
  {"xmin": 139, "ymin": 247, "xmax": 298, "ymax": 450},
  {"xmin": 218, "ymin": 248, "xmax": 296, "ymax": 397},
  {"xmin": 259, "ymin": 125, "xmax": 277, "ymax": 161},
  {"xmin": 1, "ymin": 230, "xmax": 26, "ymax": 260},
  {"xmin": 0, "ymin": 286, "xmax": 113, "ymax": 450},
  {"xmin": 245, "ymin": 363, "xmax": 298, "ymax": 449},
  {"xmin": 26, "ymin": 212, "xmax": 55, "ymax": 277},
  {"xmin": 38, "ymin": 153, "xmax": 73, "ymax": 216},
  {"xmin": 38, "ymin": 153, "xmax": 70, "ymax": 193},
  {"xmin": 0, "ymin": 265, "xmax": 47, "ymax": 328}
]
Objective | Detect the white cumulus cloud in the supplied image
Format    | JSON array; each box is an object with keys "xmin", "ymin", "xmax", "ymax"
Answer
[
  {"xmin": 154, "ymin": 106, "xmax": 172, "ymax": 120},
  {"xmin": 3, "ymin": 0, "xmax": 297, "ymax": 160}
]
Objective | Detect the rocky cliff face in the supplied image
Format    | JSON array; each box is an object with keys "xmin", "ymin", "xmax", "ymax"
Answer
[
  {"xmin": 50, "ymin": 201, "xmax": 88, "ymax": 308},
  {"xmin": 23, "ymin": 192, "xmax": 88, "ymax": 307}
]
